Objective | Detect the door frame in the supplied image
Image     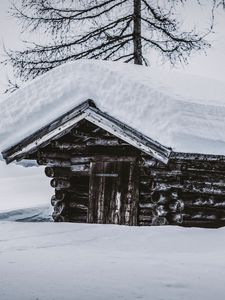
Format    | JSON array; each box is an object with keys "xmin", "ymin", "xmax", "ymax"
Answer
[{"xmin": 88, "ymin": 156, "xmax": 139, "ymax": 225}]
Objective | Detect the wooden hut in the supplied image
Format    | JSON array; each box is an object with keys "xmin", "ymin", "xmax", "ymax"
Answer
[
  {"xmin": 1, "ymin": 60, "xmax": 225, "ymax": 228},
  {"xmin": 2, "ymin": 98, "xmax": 225, "ymax": 228}
]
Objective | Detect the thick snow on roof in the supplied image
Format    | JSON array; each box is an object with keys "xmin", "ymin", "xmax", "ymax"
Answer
[{"xmin": 0, "ymin": 59, "xmax": 225, "ymax": 155}]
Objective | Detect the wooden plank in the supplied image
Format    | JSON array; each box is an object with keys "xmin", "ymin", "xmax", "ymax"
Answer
[
  {"xmin": 88, "ymin": 162, "xmax": 103, "ymax": 223},
  {"xmin": 45, "ymin": 164, "xmax": 90, "ymax": 178},
  {"xmin": 103, "ymin": 162, "xmax": 117, "ymax": 224},
  {"xmin": 38, "ymin": 152, "xmax": 137, "ymax": 162},
  {"xmin": 171, "ymin": 152, "xmax": 225, "ymax": 162}
]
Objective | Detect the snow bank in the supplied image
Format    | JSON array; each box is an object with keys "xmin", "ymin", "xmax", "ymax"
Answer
[
  {"xmin": 0, "ymin": 59, "xmax": 225, "ymax": 155},
  {"xmin": 0, "ymin": 205, "xmax": 51, "ymax": 221},
  {"xmin": 0, "ymin": 161, "xmax": 51, "ymax": 212},
  {"xmin": 0, "ymin": 222, "xmax": 225, "ymax": 300}
]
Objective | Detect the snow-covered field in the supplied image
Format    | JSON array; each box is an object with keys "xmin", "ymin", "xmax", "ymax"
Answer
[
  {"xmin": 0, "ymin": 222, "xmax": 225, "ymax": 300},
  {"xmin": 0, "ymin": 162, "xmax": 225, "ymax": 300}
]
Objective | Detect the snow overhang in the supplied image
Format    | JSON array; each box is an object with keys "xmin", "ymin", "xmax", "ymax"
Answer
[{"xmin": 1, "ymin": 99, "xmax": 172, "ymax": 164}]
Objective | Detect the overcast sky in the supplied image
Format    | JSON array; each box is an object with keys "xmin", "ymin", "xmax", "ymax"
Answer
[{"xmin": 0, "ymin": 0, "xmax": 225, "ymax": 93}]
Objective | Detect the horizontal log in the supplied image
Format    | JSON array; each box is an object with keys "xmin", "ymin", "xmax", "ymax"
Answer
[
  {"xmin": 140, "ymin": 189, "xmax": 181, "ymax": 205},
  {"xmin": 38, "ymin": 157, "xmax": 72, "ymax": 167},
  {"xmin": 183, "ymin": 209, "xmax": 225, "ymax": 221},
  {"xmin": 38, "ymin": 151, "xmax": 137, "ymax": 163},
  {"xmin": 180, "ymin": 161, "xmax": 225, "ymax": 173},
  {"xmin": 180, "ymin": 220, "xmax": 225, "ymax": 228},
  {"xmin": 55, "ymin": 186, "xmax": 89, "ymax": 197},
  {"xmin": 65, "ymin": 207, "xmax": 88, "ymax": 217},
  {"xmin": 55, "ymin": 190, "xmax": 89, "ymax": 202},
  {"xmin": 46, "ymin": 145, "xmax": 140, "ymax": 156},
  {"xmin": 38, "ymin": 151, "xmax": 73, "ymax": 160},
  {"xmin": 52, "ymin": 212, "xmax": 87, "ymax": 223},
  {"xmin": 139, "ymin": 203, "xmax": 155, "ymax": 209},
  {"xmin": 55, "ymin": 190, "xmax": 66, "ymax": 201},
  {"xmin": 70, "ymin": 128, "xmax": 107, "ymax": 139},
  {"xmin": 141, "ymin": 174, "xmax": 225, "ymax": 191},
  {"xmin": 183, "ymin": 200, "xmax": 225, "ymax": 210},
  {"xmin": 139, "ymin": 208, "xmax": 155, "ymax": 216},
  {"xmin": 151, "ymin": 216, "xmax": 168, "ymax": 225},
  {"xmin": 51, "ymin": 141, "xmax": 87, "ymax": 151},
  {"xmin": 139, "ymin": 221, "xmax": 152, "ymax": 226},
  {"xmin": 139, "ymin": 195, "xmax": 153, "ymax": 203},
  {"xmin": 45, "ymin": 165, "xmax": 90, "ymax": 178},
  {"xmin": 68, "ymin": 202, "xmax": 88, "ymax": 210},
  {"xmin": 154, "ymin": 182, "xmax": 225, "ymax": 195},
  {"xmin": 181, "ymin": 193, "xmax": 225, "ymax": 206},
  {"xmin": 167, "ymin": 213, "xmax": 183, "ymax": 224},
  {"xmin": 171, "ymin": 152, "xmax": 225, "ymax": 162},
  {"xmin": 87, "ymin": 139, "xmax": 128, "ymax": 146},
  {"xmin": 51, "ymin": 178, "xmax": 71, "ymax": 189},
  {"xmin": 138, "ymin": 215, "xmax": 154, "ymax": 222}
]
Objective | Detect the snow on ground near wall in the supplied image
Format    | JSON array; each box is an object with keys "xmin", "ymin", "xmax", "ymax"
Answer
[
  {"xmin": 0, "ymin": 161, "xmax": 51, "ymax": 212},
  {"xmin": 1, "ymin": 59, "xmax": 225, "ymax": 155},
  {"xmin": 0, "ymin": 222, "xmax": 225, "ymax": 300}
]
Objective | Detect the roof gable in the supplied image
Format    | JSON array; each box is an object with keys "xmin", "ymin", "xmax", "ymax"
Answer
[{"xmin": 2, "ymin": 100, "xmax": 171, "ymax": 164}]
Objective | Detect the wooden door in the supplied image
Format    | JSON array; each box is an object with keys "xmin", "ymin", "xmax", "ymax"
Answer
[{"xmin": 88, "ymin": 159, "xmax": 139, "ymax": 225}]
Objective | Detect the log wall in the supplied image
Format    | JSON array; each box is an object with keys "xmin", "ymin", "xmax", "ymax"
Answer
[{"xmin": 32, "ymin": 119, "xmax": 225, "ymax": 228}]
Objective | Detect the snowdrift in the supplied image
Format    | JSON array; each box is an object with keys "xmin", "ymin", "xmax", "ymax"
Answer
[
  {"xmin": 0, "ymin": 161, "xmax": 51, "ymax": 212},
  {"xmin": 0, "ymin": 59, "xmax": 225, "ymax": 155}
]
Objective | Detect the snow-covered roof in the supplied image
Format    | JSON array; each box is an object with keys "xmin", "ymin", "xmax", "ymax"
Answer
[{"xmin": 0, "ymin": 59, "xmax": 225, "ymax": 157}]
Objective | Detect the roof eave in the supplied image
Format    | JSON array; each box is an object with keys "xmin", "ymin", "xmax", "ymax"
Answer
[{"xmin": 2, "ymin": 100, "xmax": 171, "ymax": 164}]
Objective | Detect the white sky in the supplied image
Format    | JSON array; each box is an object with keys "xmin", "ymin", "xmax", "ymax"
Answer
[{"xmin": 0, "ymin": 0, "xmax": 225, "ymax": 92}]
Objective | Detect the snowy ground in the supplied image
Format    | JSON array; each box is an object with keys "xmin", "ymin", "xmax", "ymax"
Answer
[
  {"xmin": 0, "ymin": 222, "xmax": 225, "ymax": 300},
  {"xmin": 1, "ymin": 155, "xmax": 225, "ymax": 299}
]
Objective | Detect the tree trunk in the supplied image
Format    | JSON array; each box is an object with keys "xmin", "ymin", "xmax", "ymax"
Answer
[{"xmin": 133, "ymin": 0, "xmax": 142, "ymax": 65}]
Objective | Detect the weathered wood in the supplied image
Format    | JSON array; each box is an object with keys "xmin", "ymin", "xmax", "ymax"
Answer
[
  {"xmin": 51, "ymin": 141, "xmax": 87, "ymax": 151},
  {"xmin": 52, "ymin": 139, "xmax": 128, "ymax": 148},
  {"xmin": 85, "ymin": 106, "xmax": 171, "ymax": 163},
  {"xmin": 68, "ymin": 202, "xmax": 88, "ymax": 210},
  {"xmin": 55, "ymin": 190, "xmax": 66, "ymax": 201},
  {"xmin": 51, "ymin": 195, "xmax": 57, "ymax": 206},
  {"xmin": 153, "ymin": 182, "xmax": 225, "ymax": 195},
  {"xmin": 180, "ymin": 220, "xmax": 225, "ymax": 228},
  {"xmin": 171, "ymin": 152, "xmax": 225, "ymax": 162},
  {"xmin": 38, "ymin": 157, "xmax": 72, "ymax": 167},
  {"xmin": 182, "ymin": 209, "xmax": 225, "ymax": 221},
  {"xmin": 35, "ymin": 119, "xmax": 225, "ymax": 227},
  {"xmin": 3, "ymin": 100, "xmax": 94, "ymax": 163},
  {"xmin": 45, "ymin": 164, "xmax": 90, "ymax": 178},
  {"xmin": 151, "ymin": 216, "xmax": 168, "ymax": 225},
  {"xmin": 51, "ymin": 178, "xmax": 71, "ymax": 189}
]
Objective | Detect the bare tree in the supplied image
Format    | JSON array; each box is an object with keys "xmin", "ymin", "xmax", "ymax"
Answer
[{"xmin": 3, "ymin": 0, "xmax": 220, "ymax": 83}]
